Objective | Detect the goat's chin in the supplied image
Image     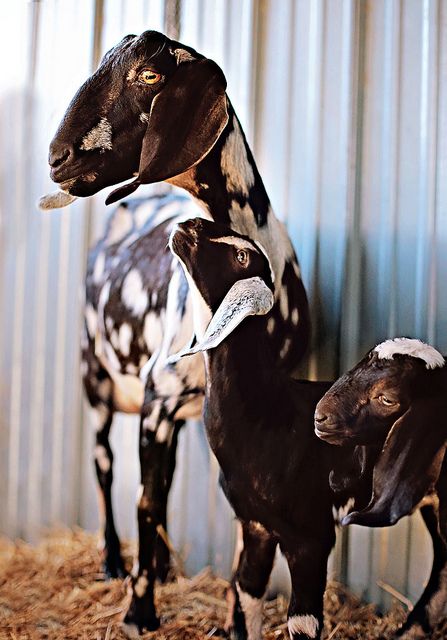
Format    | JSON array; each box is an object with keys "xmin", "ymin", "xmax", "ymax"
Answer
[{"xmin": 314, "ymin": 428, "xmax": 351, "ymax": 446}]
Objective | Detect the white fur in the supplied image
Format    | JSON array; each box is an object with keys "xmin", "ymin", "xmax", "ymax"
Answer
[
  {"xmin": 267, "ymin": 317, "xmax": 275, "ymax": 335},
  {"xmin": 332, "ymin": 497, "xmax": 356, "ymax": 524},
  {"xmin": 94, "ymin": 445, "xmax": 111, "ymax": 473},
  {"xmin": 38, "ymin": 190, "xmax": 77, "ymax": 210},
  {"xmin": 291, "ymin": 308, "xmax": 299, "ymax": 326},
  {"xmin": 134, "ymin": 574, "xmax": 149, "ymax": 598},
  {"xmin": 93, "ymin": 252, "xmax": 106, "ymax": 284},
  {"xmin": 173, "ymin": 48, "xmax": 196, "ymax": 63},
  {"xmin": 155, "ymin": 419, "xmax": 172, "ymax": 443},
  {"xmin": 236, "ymin": 582, "xmax": 264, "ymax": 640},
  {"xmin": 210, "ymin": 236, "xmax": 255, "ymax": 251},
  {"xmin": 106, "ymin": 205, "xmax": 133, "ymax": 245},
  {"xmin": 374, "ymin": 338, "xmax": 445, "ymax": 370},
  {"xmin": 122, "ymin": 269, "xmax": 148, "ymax": 317},
  {"xmin": 85, "ymin": 304, "xmax": 98, "ymax": 338},
  {"xmin": 143, "ymin": 311, "xmax": 164, "ymax": 353},
  {"xmin": 221, "ymin": 117, "xmax": 255, "ymax": 197},
  {"xmin": 80, "ymin": 117, "xmax": 113, "ymax": 152},
  {"xmin": 118, "ymin": 323, "xmax": 133, "ymax": 357},
  {"xmin": 287, "ymin": 614, "xmax": 319, "ymax": 638}
]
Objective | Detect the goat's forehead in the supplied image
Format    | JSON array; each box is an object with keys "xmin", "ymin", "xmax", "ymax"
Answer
[
  {"xmin": 374, "ymin": 338, "xmax": 445, "ymax": 370},
  {"xmin": 101, "ymin": 31, "xmax": 171, "ymax": 68},
  {"xmin": 209, "ymin": 236, "xmax": 258, "ymax": 252}
]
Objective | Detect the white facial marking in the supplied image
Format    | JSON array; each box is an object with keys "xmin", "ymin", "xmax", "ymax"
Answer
[
  {"xmin": 287, "ymin": 614, "xmax": 319, "ymax": 638},
  {"xmin": 210, "ymin": 236, "xmax": 256, "ymax": 252},
  {"xmin": 173, "ymin": 48, "xmax": 196, "ymax": 63},
  {"xmin": 374, "ymin": 338, "xmax": 445, "ymax": 369},
  {"xmin": 80, "ymin": 117, "xmax": 112, "ymax": 152},
  {"xmin": 134, "ymin": 575, "xmax": 149, "ymax": 598},
  {"xmin": 94, "ymin": 445, "xmax": 111, "ymax": 473},
  {"xmin": 85, "ymin": 304, "xmax": 98, "ymax": 338},
  {"xmin": 221, "ymin": 117, "xmax": 255, "ymax": 196},
  {"xmin": 122, "ymin": 269, "xmax": 148, "ymax": 316},
  {"xmin": 267, "ymin": 317, "xmax": 275, "ymax": 335},
  {"xmin": 118, "ymin": 323, "xmax": 133, "ymax": 357},
  {"xmin": 236, "ymin": 582, "xmax": 264, "ymax": 640},
  {"xmin": 291, "ymin": 308, "xmax": 299, "ymax": 326}
]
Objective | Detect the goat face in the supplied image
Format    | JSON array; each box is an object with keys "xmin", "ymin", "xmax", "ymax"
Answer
[
  {"xmin": 168, "ymin": 218, "xmax": 274, "ymax": 356},
  {"xmin": 47, "ymin": 31, "xmax": 228, "ymax": 204},
  {"xmin": 315, "ymin": 338, "xmax": 447, "ymax": 527}
]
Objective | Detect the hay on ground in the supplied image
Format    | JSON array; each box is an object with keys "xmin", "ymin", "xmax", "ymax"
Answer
[{"xmin": 0, "ymin": 529, "xmax": 445, "ymax": 639}]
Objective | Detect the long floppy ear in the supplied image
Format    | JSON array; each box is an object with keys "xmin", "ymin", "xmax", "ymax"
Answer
[
  {"xmin": 106, "ymin": 58, "xmax": 228, "ymax": 204},
  {"xmin": 343, "ymin": 398, "xmax": 447, "ymax": 527},
  {"xmin": 167, "ymin": 277, "xmax": 274, "ymax": 363}
]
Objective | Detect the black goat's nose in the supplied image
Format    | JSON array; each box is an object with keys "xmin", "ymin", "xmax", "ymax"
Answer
[
  {"xmin": 48, "ymin": 142, "xmax": 74, "ymax": 168},
  {"xmin": 314, "ymin": 411, "xmax": 328, "ymax": 424}
]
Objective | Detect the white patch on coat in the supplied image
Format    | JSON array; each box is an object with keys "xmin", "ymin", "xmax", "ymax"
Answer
[
  {"xmin": 122, "ymin": 269, "xmax": 148, "ymax": 316},
  {"xmin": 287, "ymin": 614, "xmax": 319, "ymax": 638},
  {"xmin": 134, "ymin": 574, "xmax": 149, "ymax": 598},
  {"xmin": 143, "ymin": 403, "xmax": 161, "ymax": 433},
  {"xmin": 90, "ymin": 404, "xmax": 110, "ymax": 431},
  {"xmin": 279, "ymin": 287, "xmax": 289, "ymax": 319},
  {"xmin": 80, "ymin": 117, "xmax": 113, "ymax": 152},
  {"xmin": 110, "ymin": 329, "xmax": 119, "ymax": 350},
  {"xmin": 291, "ymin": 308, "xmax": 299, "ymax": 326},
  {"xmin": 94, "ymin": 445, "xmax": 111, "ymax": 473},
  {"xmin": 236, "ymin": 582, "xmax": 264, "ymax": 640},
  {"xmin": 140, "ymin": 112, "xmax": 149, "ymax": 123},
  {"xmin": 143, "ymin": 311, "xmax": 164, "ymax": 354},
  {"xmin": 105, "ymin": 316, "xmax": 114, "ymax": 332},
  {"xmin": 333, "ymin": 497, "xmax": 356, "ymax": 524},
  {"xmin": 151, "ymin": 291, "xmax": 158, "ymax": 307},
  {"xmin": 85, "ymin": 305, "xmax": 98, "ymax": 338},
  {"xmin": 106, "ymin": 206, "xmax": 133, "ymax": 245},
  {"xmin": 93, "ymin": 251, "xmax": 106, "ymax": 287},
  {"xmin": 374, "ymin": 338, "xmax": 445, "ymax": 369},
  {"xmin": 221, "ymin": 117, "xmax": 255, "ymax": 196},
  {"xmin": 126, "ymin": 363, "xmax": 138, "ymax": 375},
  {"xmin": 173, "ymin": 48, "xmax": 196, "ymax": 63},
  {"xmin": 267, "ymin": 317, "xmax": 275, "ymax": 335},
  {"xmin": 280, "ymin": 338, "xmax": 291, "ymax": 360},
  {"xmin": 210, "ymin": 236, "xmax": 257, "ymax": 252},
  {"xmin": 118, "ymin": 323, "xmax": 133, "ymax": 357},
  {"xmin": 155, "ymin": 420, "xmax": 173, "ymax": 443}
]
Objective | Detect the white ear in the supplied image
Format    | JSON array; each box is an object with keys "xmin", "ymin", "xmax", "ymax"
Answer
[{"xmin": 167, "ymin": 277, "xmax": 274, "ymax": 363}]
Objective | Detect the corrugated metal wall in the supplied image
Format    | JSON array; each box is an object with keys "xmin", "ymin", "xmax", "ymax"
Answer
[{"xmin": 1, "ymin": 0, "xmax": 447, "ymax": 609}]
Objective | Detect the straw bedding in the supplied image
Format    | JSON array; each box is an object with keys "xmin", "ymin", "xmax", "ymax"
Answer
[{"xmin": 0, "ymin": 529, "xmax": 446, "ymax": 639}]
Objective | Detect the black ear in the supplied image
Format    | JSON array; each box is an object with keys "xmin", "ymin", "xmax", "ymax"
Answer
[
  {"xmin": 343, "ymin": 398, "xmax": 447, "ymax": 527},
  {"xmin": 106, "ymin": 58, "xmax": 228, "ymax": 204}
]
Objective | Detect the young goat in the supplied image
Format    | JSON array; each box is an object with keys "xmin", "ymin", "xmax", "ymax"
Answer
[
  {"xmin": 315, "ymin": 338, "xmax": 447, "ymax": 639},
  {"xmin": 168, "ymin": 217, "xmax": 387, "ymax": 640},
  {"xmin": 42, "ymin": 31, "xmax": 310, "ymax": 633}
]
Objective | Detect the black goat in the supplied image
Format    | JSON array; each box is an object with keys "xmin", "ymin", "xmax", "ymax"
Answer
[
  {"xmin": 168, "ymin": 217, "xmax": 386, "ymax": 640},
  {"xmin": 43, "ymin": 31, "xmax": 310, "ymax": 634},
  {"xmin": 315, "ymin": 338, "xmax": 447, "ymax": 639}
]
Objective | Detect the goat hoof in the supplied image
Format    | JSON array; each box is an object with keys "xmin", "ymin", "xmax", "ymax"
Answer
[
  {"xmin": 102, "ymin": 556, "xmax": 128, "ymax": 580},
  {"xmin": 123, "ymin": 610, "xmax": 160, "ymax": 634}
]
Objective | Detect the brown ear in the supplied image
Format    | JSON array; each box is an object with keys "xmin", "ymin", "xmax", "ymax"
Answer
[
  {"xmin": 343, "ymin": 398, "xmax": 447, "ymax": 527},
  {"xmin": 106, "ymin": 58, "xmax": 228, "ymax": 204}
]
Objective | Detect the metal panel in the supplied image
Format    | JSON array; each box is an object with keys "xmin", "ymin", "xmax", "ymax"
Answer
[{"xmin": 1, "ymin": 0, "xmax": 447, "ymax": 609}]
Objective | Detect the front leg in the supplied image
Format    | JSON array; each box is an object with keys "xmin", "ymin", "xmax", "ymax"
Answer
[
  {"xmin": 226, "ymin": 520, "xmax": 277, "ymax": 640},
  {"xmin": 396, "ymin": 499, "xmax": 447, "ymax": 639},
  {"xmin": 283, "ymin": 537, "xmax": 333, "ymax": 640},
  {"xmin": 123, "ymin": 406, "xmax": 178, "ymax": 635}
]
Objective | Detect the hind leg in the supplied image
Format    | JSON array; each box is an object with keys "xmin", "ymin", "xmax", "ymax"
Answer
[{"xmin": 83, "ymin": 353, "xmax": 126, "ymax": 579}]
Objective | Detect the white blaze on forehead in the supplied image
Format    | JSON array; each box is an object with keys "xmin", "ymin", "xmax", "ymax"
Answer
[
  {"xmin": 122, "ymin": 269, "xmax": 148, "ymax": 316},
  {"xmin": 221, "ymin": 117, "xmax": 255, "ymax": 196},
  {"xmin": 210, "ymin": 236, "xmax": 257, "ymax": 252},
  {"xmin": 288, "ymin": 614, "xmax": 319, "ymax": 638},
  {"xmin": 374, "ymin": 338, "xmax": 445, "ymax": 370},
  {"xmin": 80, "ymin": 117, "xmax": 113, "ymax": 152},
  {"xmin": 236, "ymin": 582, "xmax": 264, "ymax": 640}
]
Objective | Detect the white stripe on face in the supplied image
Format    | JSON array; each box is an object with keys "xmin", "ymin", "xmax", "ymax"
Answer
[
  {"xmin": 210, "ymin": 236, "xmax": 257, "ymax": 252},
  {"xmin": 80, "ymin": 117, "xmax": 113, "ymax": 152}
]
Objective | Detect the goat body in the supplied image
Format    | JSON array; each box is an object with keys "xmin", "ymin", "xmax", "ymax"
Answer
[{"xmin": 47, "ymin": 31, "xmax": 310, "ymax": 633}]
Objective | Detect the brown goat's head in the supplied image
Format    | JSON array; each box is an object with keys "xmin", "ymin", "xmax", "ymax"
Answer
[
  {"xmin": 315, "ymin": 338, "xmax": 447, "ymax": 527},
  {"xmin": 45, "ymin": 31, "xmax": 228, "ymax": 206}
]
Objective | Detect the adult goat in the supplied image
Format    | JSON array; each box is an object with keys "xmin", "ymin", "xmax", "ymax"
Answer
[{"xmin": 42, "ymin": 30, "xmax": 310, "ymax": 633}]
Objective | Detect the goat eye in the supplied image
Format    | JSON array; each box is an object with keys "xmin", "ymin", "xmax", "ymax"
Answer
[
  {"xmin": 379, "ymin": 395, "xmax": 395, "ymax": 406},
  {"xmin": 138, "ymin": 70, "xmax": 161, "ymax": 85},
  {"xmin": 236, "ymin": 249, "xmax": 248, "ymax": 265}
]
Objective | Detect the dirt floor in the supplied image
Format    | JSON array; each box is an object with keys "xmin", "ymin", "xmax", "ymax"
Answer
[{"xmin": 0, "ymin": 529, "xmax": 445, "ymax": 639}]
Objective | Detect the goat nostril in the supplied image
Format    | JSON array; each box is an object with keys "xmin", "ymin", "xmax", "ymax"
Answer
[
  {"xmin": 48, "ymin": 144, "xmax": 73, "ymax": 169},
  {"xmin": 314, "ymin": 412, "xmax": 328, "ymax": 425}
]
